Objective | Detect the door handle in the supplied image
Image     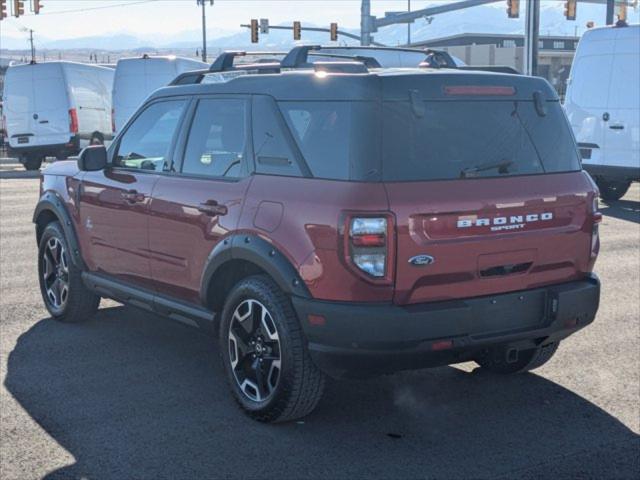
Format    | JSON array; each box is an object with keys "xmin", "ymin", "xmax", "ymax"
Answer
[
  {"xmin": 197, "ymin": 200, "xmax": 228, "ymax": 216},
  {"xmin": 609, "ymin": 124, "xmax": 624, "ymax": 130},
  {"xmin": 38, "ymin": 120, "xmax": 49, "ymax": 124},
  {"xmin": 122, "ymin": 189, "xmax": 145, "ymax": 203}
]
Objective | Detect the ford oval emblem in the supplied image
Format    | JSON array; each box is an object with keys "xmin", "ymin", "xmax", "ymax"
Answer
[{"xmin": 409, "ymin": 255, "xmax": 435, "ymax": 266}]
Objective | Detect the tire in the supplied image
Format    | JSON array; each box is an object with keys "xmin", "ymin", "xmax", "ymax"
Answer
[
  {"xmin": 24, "ymin": 155, "xmax": 43, "ymax": 171},
  {"xmin": 474, "ymin": 342, "xmax": 560, "ymax": 374},
  {"xmin": 38, "ymin": 221, "xmax": 100, "ymax": 322},
  {"xmin": 597, "ymin": 178, "xmax": 630, "ymax": 202},
  {"xmin": 219, "ymin": 274, "xmax": 326, "ymax": 423},
  {"xmin": 90, "ymin": 132, "xmax": 104, "ymax": 146}
]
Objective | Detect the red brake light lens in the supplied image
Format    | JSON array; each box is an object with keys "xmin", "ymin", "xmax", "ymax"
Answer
[
  {"xmin": 69, "ymin": 108, "xmax": 79, "ymax": 134},
  {"xmin": 444, "ymin": 85, "xmax": 516, "ymax": 96}
]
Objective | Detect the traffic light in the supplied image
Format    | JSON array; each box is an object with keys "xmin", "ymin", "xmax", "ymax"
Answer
[
  {"xmin": 260, "ymin": 18, "xmax": 269, "ymax": 34},
  {"xmin": 33, "ymin": 0, "xmax": 42, "ymax": 14},
  {"xmin": 1, "ymin": 0, "xmax": 8, "ymax": 20},
  {"xmin": 13, "ymin": 0, "xmax": 24, "ymax": 17},
  {"xmin": 293, "ymin": 21, "xmax": 301, "ymax": 40},
  {"xmin": 250, "ymin": 19, "xmax": 259, "ymax": 44},
  {"xmin": 564, "ymin": 0, "xmax": 577, "ymax": 21},
  {"xmin": 330, "ymin": 22, "xmax": 338, "ymax": 41},
  {"xmin": 506, "ymin": 0, "xmax": 519, "ymax": 18}
]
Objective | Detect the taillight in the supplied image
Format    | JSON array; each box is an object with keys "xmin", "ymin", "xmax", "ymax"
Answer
[
  {"xmin": 348, "ymin": 217, "xmax": 389, "ymax": 278},
  {"xmin": 111, "ymin": 108, "xmax": 116, "ymax": 133},
  {"xmin": 591, "ymin": 196, "xmax": 601, "ymax": 258},
  {"xmin": 69, "ymin": 108, "xmax": 79, "ymax": 134}
]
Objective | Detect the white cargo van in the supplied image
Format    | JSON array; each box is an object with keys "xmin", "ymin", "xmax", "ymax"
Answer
[
  {"xmin": 112, "ymin": 55, "xmax": 207, "ymax": 132},
  {"xmin": 3, "ymin": 61, "xmax": 114, "ymax": 170},
  {"xmin": 564, "ymin": 24, "xmax": 640, "ymax": 201}
]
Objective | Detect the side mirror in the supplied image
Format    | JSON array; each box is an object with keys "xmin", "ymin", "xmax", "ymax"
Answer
[{"xmin": 78, "ymin": 145, "xmax": 107, "ymax": 171}]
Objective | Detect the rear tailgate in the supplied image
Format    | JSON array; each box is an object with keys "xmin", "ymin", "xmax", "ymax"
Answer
[
  {"xmin": 387, "ymin": 172, "xmax": 596, "ymax": 304},
  {"xmin": 380, "ymin": 72, "xmax": 598, "ymax": 305}
]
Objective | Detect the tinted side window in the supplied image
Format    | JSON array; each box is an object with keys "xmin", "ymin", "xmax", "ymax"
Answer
[
  {"xmin": 182, "ymin": 98, "xmax": 247, "ymax": 178},
  {"xmin": 280, "ymin": 101, "xmax": 351, "ymax": 180},
  {"xmin": 253, "ymin": 96, "xmax": 302, "ymax": 177},
  {"xmin": 115, "ymin": 100, "xmax": 186, "ymax": 171}
]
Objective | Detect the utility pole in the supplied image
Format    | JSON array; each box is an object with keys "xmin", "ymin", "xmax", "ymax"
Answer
[
  {"xmin": 606, "ymin": 0, "xmax": 615, "ymax": 24},
  {"xmin": 361, "ymin": 0, "xmax": 372, "ymax": 46},
  {"xmin": 28, "ymin": 28, "xmax": 35, "ymax": 63},
  {"xmin": 407, "ymin": 0, "xmax": 411, "ymax": 45},
  {"xmin": 523, "ymin": 0, "xmax": 540, "ymax": 76},
  {"xmin": 197, "ymin": 0, "xmax": 213, "ymax": 63}
]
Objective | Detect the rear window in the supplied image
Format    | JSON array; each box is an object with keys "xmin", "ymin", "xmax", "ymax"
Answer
[{"xmin": 382, "ymin": 100, "xmax": 580, "ymax": 181}]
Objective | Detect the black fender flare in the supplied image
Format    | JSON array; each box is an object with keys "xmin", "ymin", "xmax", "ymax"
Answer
[
  {"xmin": 200, "ymin": 234, "xmax": 311, "ymax": 306},
  {"xmin": 33, "ymin": 191, "xmax": 86, "ymax": 270}
]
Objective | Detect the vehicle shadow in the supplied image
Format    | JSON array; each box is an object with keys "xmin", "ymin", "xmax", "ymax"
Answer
[
  {"xmin": 5, "ymin": 306, "xmax": 639, "ymax": 479},
  {"xmin": 600, "ymin": 198, "xmax": 640, "ymax": 224}
]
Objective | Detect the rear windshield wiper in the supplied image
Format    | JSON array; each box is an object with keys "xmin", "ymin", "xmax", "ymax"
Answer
[{"xmin": 461, "ymin": 160, "xmax": 513, "ymax": 178}]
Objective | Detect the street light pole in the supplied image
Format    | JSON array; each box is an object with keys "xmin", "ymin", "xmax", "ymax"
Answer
[
  {"xmin": 407, "ymin": 0, "xmax": 411, "ymax": 45},
  {"xmin": 197, "ymin": 0, "xmax": 213, "ymax": 63},
  {"xmin": 523, "ymin": 0, "xmax": 540, "ymax": 76}
]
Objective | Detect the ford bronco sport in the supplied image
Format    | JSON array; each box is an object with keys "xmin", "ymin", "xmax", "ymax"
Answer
[{"xmin": 34, "ymin": 47, "xmax": 601, "ymax": 423}]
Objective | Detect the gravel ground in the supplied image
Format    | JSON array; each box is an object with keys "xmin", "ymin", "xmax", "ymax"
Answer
[{"xmin": 1, "ymin": 164, "xmax": 638, "ymax": 479}]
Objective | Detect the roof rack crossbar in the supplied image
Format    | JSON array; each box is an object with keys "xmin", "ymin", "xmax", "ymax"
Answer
[
  {"xmin": 308, "ymin": 52, "xmax": 382, "ymax": 69},
  {"xmin": 209, "ymin": 51, "xmax": 247, "ymax": 72},
  {"xmin": 280, "ymin": 45, "xmax": 323, "ymax": 68}
]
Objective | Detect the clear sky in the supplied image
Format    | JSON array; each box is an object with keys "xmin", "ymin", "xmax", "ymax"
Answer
[
  {"xmin": 1, "ymin": 0, "xmax": 637, "ymax": 43},
  {"xmin": 1, "ymin": 0, "xmax": 423, "ymax": 39}
]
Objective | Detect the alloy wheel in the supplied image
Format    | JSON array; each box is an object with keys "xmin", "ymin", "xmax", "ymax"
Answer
[
  {"xmin": 42, "ymin": 237, "xmax": 69, "ymax": 310},
  {"xmin": 228, "ymin": 299, "xmax": 282, "ymax": 402}
]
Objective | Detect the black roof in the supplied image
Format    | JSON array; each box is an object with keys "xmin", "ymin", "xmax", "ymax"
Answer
[
  {"xmin": 149, "ymin": 46, "xmax": 557, "ymax": 103},
  {"xmin": 150, "ymin": 68, "xmax": 557, "ymax": 102}
]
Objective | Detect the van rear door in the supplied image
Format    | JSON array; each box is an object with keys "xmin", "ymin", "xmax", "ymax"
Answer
[
  {"xmin": 5, "ymin": 66, "xmax": 35, "ymax": 148},
  {"xmin": 381, "ymin": 76, "xmax": 597, "ymax": 305},
  {"xmin": 32, "ymin": 64, "xmax": 71, "ymax": 147}
]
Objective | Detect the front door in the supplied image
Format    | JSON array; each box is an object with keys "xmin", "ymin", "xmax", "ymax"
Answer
[
  {"xmin": 78, "ymin": 99, "xmax": 188, "ymax": 289},
  {"xmin": 148, "ymin": 97, "xmax": 252, "ymax": 304}
]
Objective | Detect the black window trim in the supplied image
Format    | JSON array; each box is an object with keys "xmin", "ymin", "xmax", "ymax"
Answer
[
  {"xmin": 108, "ymin": 96, "xmax": 192, "ymax": 176},
  {"xmin": 171, "ymin": 94, "xmax": 254, "ymax": 183}
]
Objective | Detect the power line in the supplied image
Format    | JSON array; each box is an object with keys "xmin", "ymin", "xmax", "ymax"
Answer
[{"xmin": 16, "ymin": 0, "xmax": 159, "ymax": 17}]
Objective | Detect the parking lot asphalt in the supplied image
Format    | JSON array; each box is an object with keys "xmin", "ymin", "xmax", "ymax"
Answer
[{"xmin": 1, "ymin": 163, "xmax": 639, "ymax": 480}]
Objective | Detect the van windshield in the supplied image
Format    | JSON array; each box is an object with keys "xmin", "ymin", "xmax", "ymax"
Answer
[{"xmin": 278, "ymin": 99, "xmax": 580, "ymax": 182}]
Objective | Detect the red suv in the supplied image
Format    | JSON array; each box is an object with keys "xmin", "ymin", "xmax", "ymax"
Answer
[{"xmin": 33, "ymin": 47, "xmax": 601, "ymax": 423}]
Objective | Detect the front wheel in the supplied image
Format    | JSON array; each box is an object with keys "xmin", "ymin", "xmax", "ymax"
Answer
[
  {"xmin": 597, "ymin": 178, "xmax": 630, "ymax": 202},
  {"xmin": 38, "ymin": 221, "xmax": 100, "ymax": 322},
  {"xmin": 474, "ymin": 342, "xmax": 559, "ymax": 374},
  {"xmin": 219, "ymin": 275, "xmax": 326, "ymax": 423}
]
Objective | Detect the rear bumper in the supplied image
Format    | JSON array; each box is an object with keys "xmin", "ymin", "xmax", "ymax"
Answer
[
  {"xmin": 293, "ymin": 274, "xmax": 600, "ymax": 378},
  {"xmin": 8, "ymin": 136, "xmax": 80, "ymax": 159},
  {"xmin": 583, "ymin": 164, "xmax": 640, "ymax": 183}
]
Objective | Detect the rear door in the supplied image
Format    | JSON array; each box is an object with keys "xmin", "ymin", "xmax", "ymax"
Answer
[
  {"xmin": 565, "ymin": 30, "xmax": 614, "ymax": 168},
  {"xmin": 148, "ymin": 96, "xmax": 252, "ymax": 304},
  {"xmin": 382, "ymin": 92, "xmax": 595, "ymax": 305},
  {"xmin": 78, "ymin": 98, "xmax": 188, "ymax": 288},
  {"xmin": 5, "ymin": 66, "xmax": 35, "ymax": 148},
  {"xmin": 32, "ymin": 64, "xmax": 71, "ymax": 147},
  {"xmin": 602, "ymin": 27, "xmax": 640, "ymax": 169}
]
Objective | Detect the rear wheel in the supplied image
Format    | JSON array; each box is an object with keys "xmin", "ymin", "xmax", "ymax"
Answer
[
  {"xmin": 219, "ymin": 275, "xmax": 325, "ymax": 423},
  {"xmin": 474, "ymin": 342, "xmax": 559, "ymax": 374},
  {"xmin": 23, "ymin": 155, "xmax": 43, "ymax": 171},
  {"xmin": 597, "ymin": 178, "xmax": 630, "ymax": 202},
  {"xmin": 38, "ymin": 221, "xmax": 100, "ymax": 322}
]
